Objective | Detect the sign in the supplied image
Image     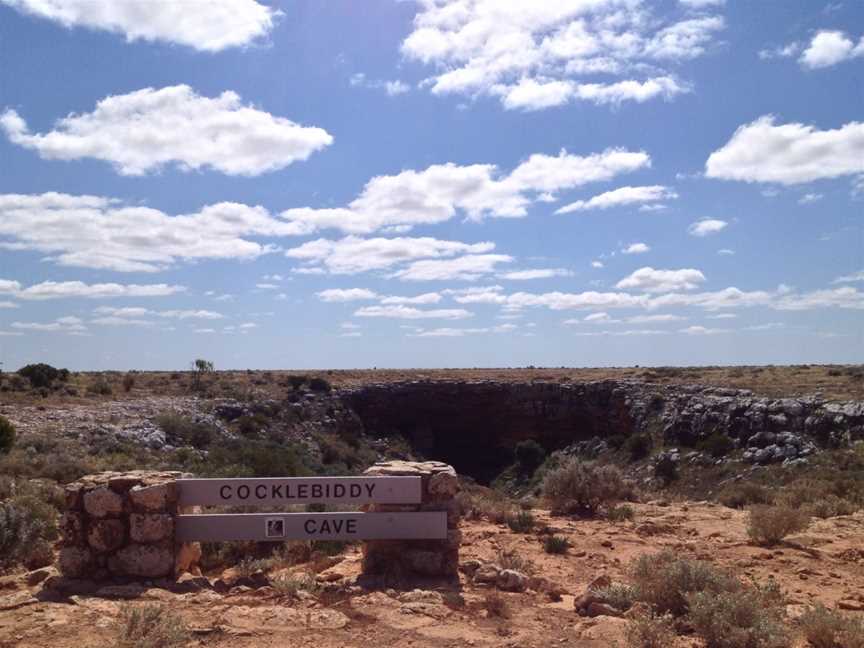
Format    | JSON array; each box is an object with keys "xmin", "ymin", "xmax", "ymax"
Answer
[
  {"xmin": 177, "ymin": 476, "xmax": 421, "ymax": 507},
  {"xmin": 175, "ymin": 511, "xmax": 447, "ymax": 542}
]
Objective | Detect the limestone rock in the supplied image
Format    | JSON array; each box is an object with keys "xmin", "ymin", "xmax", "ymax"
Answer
[
  {"xmin": 59, "ymin": 512, "xmax": 85, "ymax": 546},
  {"xmin": 129, "ymin": 482, "xmax": 177, "ymax": 513},
  {"xmin": 83, "ymin": 487, "xmax": 124, "ymax": 518},
  {"xmin": 428, "ymin": 469, "xmax": 459, "ymax": 497},
  {"xmin": 473, "ymin": 563, "xmax": 500, "ymax": 584},
  {"xmin": 496, "ymin": 569, "xmax": 527, "ymax": 592},
  {"xmin": 404, "ymin": 550, "xmax": 443, "ymax": 576},
  {"xmin": 26, "ymin": 567, "xmax": 57, "ymax": 586},
  {"xmin": 109, "ymin": 544, "xmax": 173, "ymax": 578},
  {"xmin": 459, "ymin": 559, "xmax": 482, "ymax": 577},
  {"xmin": 130, "ymin": 513, "xmax": 173, "ymax": 543},
  {"xmin": 88, "ymin": 519, "xmax": 125, "ymax": 553},
  {"xmin": 58, "ymin": 547, "xmax": 93, "ymax": 578}
]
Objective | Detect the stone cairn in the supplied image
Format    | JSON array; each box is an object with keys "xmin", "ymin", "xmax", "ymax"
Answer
[
  {"xmin": 58, "ymin": 471, "xmax": 200, "ymax": 581},
  {"xmin": 361, "ymin": 460, "xmax": 461, "ymax": 581}
]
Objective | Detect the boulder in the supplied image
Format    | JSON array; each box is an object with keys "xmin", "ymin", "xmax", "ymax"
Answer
[
  {"xmin": 496, "ymin": 569, "xmax": 527, "ymax": 592},
  {"xmin": 129, "ymin": 483, "xmax": 177, "ymax": 513},
  {"xmin": 473, "ymin": 563, "xmax": 500, "ymax": 584}
]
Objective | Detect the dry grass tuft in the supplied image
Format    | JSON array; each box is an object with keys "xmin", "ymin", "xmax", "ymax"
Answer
[
  {"xmin": 114, "ymin": 603, "xmax": 189, "ymax": 648},
  {"xmin": 746, "ymin": 505, "xmax": 810, "ymax": 546}
]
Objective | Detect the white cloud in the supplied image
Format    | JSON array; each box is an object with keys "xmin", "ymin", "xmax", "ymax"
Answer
[
  {"xmin": 287, "ymin": 236, "xmax": 496, "ymax": 275},
  {"xmin": 498, "ymin": 268, "xmax": 572, "ymax": 280},
  {"xmin": 351, "ymin": 73, "xmax": 412, "ymax": 96},
  {"xmin": 798, "ymin": 192, "xmax": 823, "ymax": 204},
  {"xmin": 744, "ymin": 322, "xmax": 785, "ymax": 331},
  {"xmin": 615, "ymin": 267, "xmax": 706, "ymax": 293},
  {"xmin": 0, "ymin": 301, "xmax": 18, "ymax": 308},
  {"xmin": 410, "ymin": 324, "xmax": 516, "ymax": 337},
  {"xmin": 679, "ymin": 0, "xmax": 725, "ymax": 7},
  {"xmin": 591, "ymin": 261, "xmax": 604, "ymax": 268},
  {"xmin": 194, "ymin": 328, "xmax": 217, "ymax": 334},
  {"xmin": 379, "ymin": 293, "xmax": 443, "ymax": 305},
  {"xmin": 680, "ymin": 325, "xmax": 728, "ymax": 335},
  {"xmin": 833, "ymin": 270, "xmax": 864, "ymax": 284},
  {"xmin": 354, "ymin": 305, "xmax": 473, "ymax": 320},
  {"xmin": 622, "ymin": 242, "xmax": 650, "ymax": 254},
  {"xmin": 774, "ymin": 286, "xmax": 864, "ymax": 311},
  {"xmin": 390, "ymin": 254, "xmax": 513, "ymax": 281},
  {"xmin": 0, "ymin": 192, "xmax": 307, "ymax": 272},
  {"xmin": 282, "ymin": 148, "xmax": 650, "ymax": 235},
  {"xmin": 705, "ymin": 116, "xmax": 864, "ymax": 185},
  {"xmin": 574, "ymin": 329, "xmax": 669, "ymax": 337},
  {"xmin": 401, "ymin": 1, "xmax": 723, "ymax": 110},
  {"xmin": 255, "ymin": 283, "xmax": 279, "ymax": 290},
  {"xmin": 93, "ymin": 306, "xmax": 223, "ymax": 321},
  {"xmin": 800, "ymin": 30, "xmax": 864, "ymax": 69},
  {"xmin": 688, "ymin": 218, "xmax": 727, "ymax": 236},
  {"xmin": 707, "ymin": 313, "xmax": 736, "ymax": 319},
  {"xmin": 0, "ymin": 278, "xmax": 184, "ymax": 300},
  {"xmin": 628, "ymin": 313, "xmax": 684, "ymax": 323},
  {"xmin": 717, "ymin": 248, "xmax": 735, "ymax": 255},
  {"xmin": 445, "ymin": 285, "xmax": 507, "ymax": 304},
  {"xmin": 2, "ymin": 86, "xmax": 332, "ymax": 177},
  {"xmin": 12, "ymin": 315, "xmax": 86, "ymax": 333},
  {"xmin": 0, "ymin": 0, "xmax": 279, "ymax": 51},
  {"xmin": 758, "ymin": 42, "xmax": 801, "ymax": 60},
  {"xmin": 556, "ymin": 185, "xmax": 677, "ymax": 213},
  {"xmin": 316, "ymin": 288, "xmax": 379, "ymax": 302}
]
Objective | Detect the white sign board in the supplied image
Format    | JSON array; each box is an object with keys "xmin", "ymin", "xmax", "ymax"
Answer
[
  {"xmin": 178, "ymin": 476, "xmax": 421, "ymax": 507},
  {"xmin": 176, "ymin": 511, "xmax": 447, "ymax": 542}
]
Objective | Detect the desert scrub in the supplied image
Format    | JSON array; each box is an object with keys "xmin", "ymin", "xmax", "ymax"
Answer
[
  {"xmin": 624, "ymin": 434, "xmax": 652, "ymax": 462},
  {"xmin": 0, "ymin": 415, "xmax": 14, "ymax": 454},
  {"xmin": 687, "ymin": 582, "xmax": 787, "ymax": 648},
  {"xmin": 483, "ymin": 591, "xmax": 511, "ymax": 619},
  {"xmin": 799, "ymin": 604, "xmax": 864, "ymax": 648},
  {"xmin": 746, "ymin": 505, "xmax": 810, "ymax": 546},
  {"xmin": 718, "ymin": 482, "xmax": 774, "ymax": 509},
  {"xmin": 629, "ymin": 549, "xmax": 738, "ymax": 617},
  {"xmin": 271, "ymin": 572, "xmax": 321, "ymax": 597},
  {"xmin": 114, "ymin": 603, "xmax": 189, "ymax": 648},
  {"xmin": 506, "ymin": 510, "xmax": 535, "ymax": 533},
  {"xmin": 155, "ymin": 412, "xmax": 218, "ymax": 449},
  {"xmin": 543, "ymin": 535, "xmax": 570, "ymax": 554},
  {"xmin": 496, "ymin": 549, "xmax": 535, "ymax": 575},
  {"xmin": 542, "ymin": 458, "xmax": 629, "ymax": 516},
  {"xmin": 607, "ymin": 504, "xmax": 635, "ymax": 522},
  {"xmin": 0, "ymin": 496, "xmax": 58, "ymax": 571},
  {"xmin": 625, "ymin": 613, "xmax": 677, "ymax": 648}
]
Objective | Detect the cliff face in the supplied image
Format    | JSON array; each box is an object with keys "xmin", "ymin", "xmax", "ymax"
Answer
[{"xmin": 341, "ymin": 380, "xmax": 864, "ymax": 482}]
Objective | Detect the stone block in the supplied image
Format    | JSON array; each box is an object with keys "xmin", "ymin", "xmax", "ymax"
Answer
[
  {"xmin": 64, "ymin": 485, "xmax": 83, "ymax": 511},
  {"xmin": 109, "ymin": 544, "xmax": 173, "ymax": 578},
  {"xmin": 129, "ymin": 482, "xmax": 178, "ymax": 513},
  {"xmin": 58, "ymin": 547, "xmax": 93, "ymax": 578},
  {"xmin": 59, "ymin": 512, "xmax": 85, "ymax": 546},
  {"xmin": 83, "ymin": 487, "xmax": 124, "ymax": 518},
  {"xmin": 108, "ymin": 475, "xmax": 143, "ymax": 493},
  {"xmin": 403, "ymin": 550, "xmax": 443, "ymax": 576},
  {"xmin": 130, "ymin": 513, "xmax": 173, "ymax": 543},
  {"xmin": 87, "ymin": 519, "xmax": 125, "ymax": 553},
  {"xmin": 428, "ymin": 469, "xmax": 459, "ymax": 497}
]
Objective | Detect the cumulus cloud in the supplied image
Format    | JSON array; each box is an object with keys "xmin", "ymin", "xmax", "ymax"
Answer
[
  {"xmin": 833, "ymin": 270, "xmax": 864, "ymax": 284},
  {"xmin": 401, "ymin": 1, "xmax": 723, "ymax": 110},
  {"xmin": 390, "ymin": 254, "xmax": 513, "ymax": 282},
  {"xmin": 286, "ymin": 236, "xmax": 496, "ymax": 275},
  {"xmin": 800, "ymin": 30, "xmax": 864, "ymax": 69},
  {"xmin": 0, "ymin": 278, "xmax": 184, "ymax": 300},
  {"xmin": 0, "ymin": 0, "xmax": 279, "ymax": 51},
  {"xmin": 409, "ymin": 324, "xmax": 516, "ymax": 337},
  {"xmin": 622, "ymin": 242, "xmax": 650, "ymax": 254},
  {"xmin": 0, "ymin": 192, "xmax": 307, "ymax": 272},
  {"xmin": 688, "ymin": 218, "xmax": 727, "ymax": 236},
  {"xmin": 1, "ymin": 86, "xmax": 332, "ymax": 176},
  {"xmin": 282, "ymin": 148, "xmax": 650, "ymax": 235},
  {"xmin": 93, "ymin": 306, "xmax": 222, "ymax": 321},
  {"xmin": 11, "ymin": 315, "xmax": 87, "ymax": 333},
  {"xmin": 498, "ymin": 268, "xmax": 572, "ymax": 280},
  {"xmin": 705, "ymin": 116, "xmax": 864, "ymax": 185},
  {"xmin": 316, "ymin": 288, "xmax": 379, "ymax": 302},
  {"xmin": 556, "ymin": 185, "xmax": 677, "ymax": 213},
  {"xmin": 615, "ymin": 267, "xmax": 706, "ymax": 293},
  {"xmin": 354, "ymin": 305, "xmax": 472, "ymax": 320}
]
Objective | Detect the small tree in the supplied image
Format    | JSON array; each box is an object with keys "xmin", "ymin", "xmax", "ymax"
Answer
[
  {"xmin": 190, "ymin": 358, "xmax": 214, "ymax": 391},
  {"xmin": 0, "ymin": 415, "xmax": 15, "ymax": 454},
  {"xmin": 17, "ymin": 363, "xmax": 66, "ymax": 389}
]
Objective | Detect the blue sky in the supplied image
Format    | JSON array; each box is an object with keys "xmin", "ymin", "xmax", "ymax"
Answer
[{"xmin": 0, "ymin": 0, "xmax": 862, "ymax": 370}]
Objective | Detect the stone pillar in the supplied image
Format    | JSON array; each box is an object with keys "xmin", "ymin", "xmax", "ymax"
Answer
[
  {"xmin": 361, "ymin": 460, "xmax": 460, "ymax": 581},
  {"xmin": 58, "ymin": 471, "xmax": 201, "ymax": 581}
]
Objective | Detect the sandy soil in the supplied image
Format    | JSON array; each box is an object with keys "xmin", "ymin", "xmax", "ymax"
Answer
[{"xmin": 2, "ymin": 502, "xmax": 863, "ymax": 648}]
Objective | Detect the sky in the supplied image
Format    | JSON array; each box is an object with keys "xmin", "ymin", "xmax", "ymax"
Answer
[{"xmin": 0, "ymin": 0, "xmax": 862, "ymax": 371}]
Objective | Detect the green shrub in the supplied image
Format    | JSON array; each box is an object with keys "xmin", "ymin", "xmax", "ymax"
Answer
[
  {"xmin": 624, "ymin": 434, "xmax": 652, "ymax": 462},
  {"xmin": 718, "ymin": 482, "xmax": 774, "ymax": 509},
  {"xmin": 653, "ymin": 455, "xmax": 679, "ymax": 484},
  {"xmin": 271, "ymin": 571, "xmax": 320, "ymax": 597},
  {"xmin": 698, "ymin": 433, "xmax": 735, "ymax": 459},
  {"xmin": 506, "ymin": 510, "xmax": 535, "ymax": 533},
  {"xmin": 625, "ymin": 612, "xmax": 677, "ymax": 648},
  {"xmin": 514, "ymin": 440, "xmax": 546, "ymax": 473},
  {"xmin": 114, "ymin": 603, "xmax": 189, "ymax": 648},
  {"xmin": 746, "ymin": 505, "xmax": 810, "ymax": 546},
  {"xmin": 195, "ymin": 439, "xmax": 309, "ymax": 478},
  {"xmin": 543, "ymin": 535, "xmax": 570, "ymax": 554},
  {"xmin": 0, "ymin": 416, "xmax": 15, "ymax": 455},
  {"xmin": 87, "ymin": 376, "xmax": 113, "ymax": 396},
  {"xmin": 542, "ymin": 458, "xmax": 629, "ymax": 516},
  {"xmin": 0, "ymin": 496, "xmax": 58, "ymax": 570},
  {"xmin": 799, "ymin": 604, "xmax": 864, "ymax": 648},
  {"xmin": 630, "ymin": 550, "xmax": 737, "ymax": 617},
  {"xmin": 18, "ymin": 363, "xmax": 68, "ymax": 389},
  {"xmin": 608, "ymin": 504, "xmax": 635, "ymax": 522},
  {"xmin": 308, "ymin": 377, "xmax": 331, "ymax": 392},
  {"xmin": 155, "ymin": 412, "xmax": 218, "ymax": 449},
  {"xmin": 687, "ymin": 584, "xmax": 787, "ymax": 648}
]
